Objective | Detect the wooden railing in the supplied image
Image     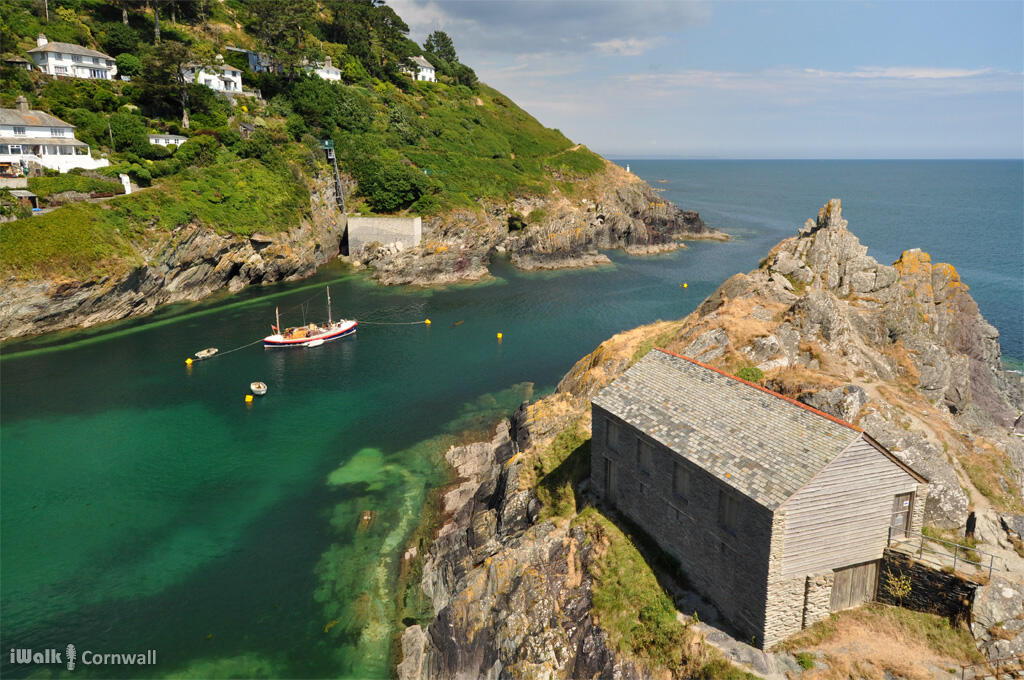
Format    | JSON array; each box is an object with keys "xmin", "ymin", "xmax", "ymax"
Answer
[{"xmin": 887, "ymin": 526, "xmax": 997, "ymax": 579}]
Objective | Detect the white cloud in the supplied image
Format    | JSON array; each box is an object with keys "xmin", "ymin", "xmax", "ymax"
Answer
[
  {"xmin": 804, "ymin": 66, "xmax": 994, "ymax": 80},
  {"xmin": 592, "ymin": 37, "xmax": 661, "ymax": 57}
]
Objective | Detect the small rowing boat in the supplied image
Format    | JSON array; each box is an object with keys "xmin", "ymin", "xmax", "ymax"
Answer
[
  {"xmin": 195, "ymin": 348, "xmax": 219, "ymax": 360},
  {"xmin": 250, "ymin": 382, "xmax": 267, "ymax": 396},
  {"xmin": 263, "ymin": 287, "xmax": 357, "ymax": 349}
]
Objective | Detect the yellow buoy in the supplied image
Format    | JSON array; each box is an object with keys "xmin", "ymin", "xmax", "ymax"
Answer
[
  {"xmin": 185, "ymin": 357, "xmax": 193, "ymax": 365},
  {"xmin": 683, "ymin": 282, "xmax": 688, "ymax": 288},
  {"xmin": 424, "ymin": 318, "xmax": 431, "ymax": 325},
  {"xmin": 245, "ymin": 394, "xmax": 254, "ymax": 404},
  {"xmin": 497, "ymin": 332, "xmax": 503, "ymax": 341}
]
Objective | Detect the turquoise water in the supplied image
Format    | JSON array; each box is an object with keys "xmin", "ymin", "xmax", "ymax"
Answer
[{"xmin": 2, "ymin": 161, "xmax": 1020, "ymax": 678}]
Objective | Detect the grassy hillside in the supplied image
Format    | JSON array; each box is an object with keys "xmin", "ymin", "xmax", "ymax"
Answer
[{"xmin": 0, "ymin": 0, "xmax": 607, "ymax": 280}]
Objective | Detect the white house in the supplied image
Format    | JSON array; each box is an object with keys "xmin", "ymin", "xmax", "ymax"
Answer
[
  {"xmin": 0, "ymin": 96, "xmax": 109, "ymax": 175},
  {"xmin": 27, "ymin": 34, "xmax": 116, "ymax": 80},
  {"xmin": 403, "ymin": 56, "xmax": 435, "ymax": 82},
  {"xmin": 182, "ymin": 57, "xmax": 243, "ymax": 94},
  {"xmin": 305, "ymin": 55, "xmax": 341, "ymax": 81},
  {"xmin": 148, "ymin": 134, "xmax": 188, "ymax": 147}
]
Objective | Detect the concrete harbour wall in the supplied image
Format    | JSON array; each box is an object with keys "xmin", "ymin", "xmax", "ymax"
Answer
[{"xmin": 346, "ymin": 216, "xmax": 421, "ymax": 255}]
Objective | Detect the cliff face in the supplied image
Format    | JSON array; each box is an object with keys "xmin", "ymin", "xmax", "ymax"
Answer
[
  {"xmin": 1, "ymin": 162, "xmax": 718, "ymax": 340},
  {"xmin": 0, "ymin": 176, "xmax": 347, "ymax": 340},
  {"xmin": 398, "ymin": 199, "xmax": 1023, "ymax": 679},
  {"xmin": 355, "ymin": 160, "xmax": 723, "ymax": 286},
  {"xmin": 398, "ymin": 422, "xmax": 645, "ymax": 680}
]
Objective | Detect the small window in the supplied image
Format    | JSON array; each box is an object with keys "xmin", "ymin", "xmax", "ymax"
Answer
[
  {"xmin": 13, "ymin": 126, "xmax": 26, "ymax": 136},
  {"xmin": 673, "ymin": 462, "xmax": 690, "ymax": 499},
  {"xmin": 637, "ymin": 439, "xmax": 654, "ymax": 475},
  {"xmin": 0, "ymin": 144, "xmax": 8, "ymax": 154},
  {"xmin": 50, "ymin": 127, "xmax": 65, "ymax": 137},
  {"xmin": 72, "ymin": 55, "xmax": 82, "ymax": 63},
  {"xmin": 55, "ymin": 66, "xmax": 67, "ymax": 75},
  {"xmin": 606, "ymin": 419, "xmax": 621, "ymax": 453},
  {"xmin": 59, "ymin": 145, "xmax": 72, "ymax": 155},
  {"xmin": 719, "ymin": 489, "xmax": 740, "ymax": 534}
]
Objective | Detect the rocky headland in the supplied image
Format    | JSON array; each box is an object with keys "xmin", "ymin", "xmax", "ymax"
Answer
[
  {"xmin": 397, "ymin": 199, "xmax": 1024, "ymax": 679},
  {"xmin": 353, "ymin": 159, "xmax": 722, "ymax": 286},
  {"xmin": 0, "ymin": 161, "xmax": 721, "ymax": 341}
]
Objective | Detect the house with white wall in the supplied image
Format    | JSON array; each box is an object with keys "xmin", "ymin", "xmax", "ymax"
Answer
[
  {"xmin": 0, "ymin": 97, "xmax": 109, "ymax": 175},
  {"xmin": 402, "ymin": 56, "xmax": 435, "ymax": 82},
  {"xmin": 27, "ymin": 34, "xmax": 116, "ymax": 80},
  {"xmin": 305, "ymin": 56, "xmax": 341, "ymax": 81},
  {"xmin": 148, "ymin": 134, "xmax": 188, "ymax": 147},
  {"xmin": 182, "ymin": 57, "xmax": 243, "ymax": 94}
]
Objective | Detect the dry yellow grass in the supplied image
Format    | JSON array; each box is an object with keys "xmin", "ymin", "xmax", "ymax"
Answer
[{"xmin": 780, "ymin": 604, "xmax": 982, "ymax": 680}]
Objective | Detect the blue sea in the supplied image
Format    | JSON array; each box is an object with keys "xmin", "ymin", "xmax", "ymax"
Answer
[
  {"xmin": 621, "ymin": 159, "xmax": 1023, "ymax": 366},
  {"xmin": 1, "ymin": 159, "xmax": 1020, "ymax": 678}
]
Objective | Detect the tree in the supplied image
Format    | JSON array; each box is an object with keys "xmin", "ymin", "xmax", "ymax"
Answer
[
  {"xmin": 138, "ymin": 41, "xmax": 194, "ymax": 125},
  {"xmin": 244, "ymin": 0, "xmax": 314, "ymax": 76},
  {"xmin": 115, "ymin": 53, "xmax": 142, "ymax": 78},
  {"xmin": 102, "ymin": 22, "xmax": 140, "ymax": 55},
  {"xmin": 107, "ymin": 112, "xmax": 147, "ymax": 152},
  {"xmin": 423, "ymin": 30, "xmax": 457, "ymax": 64}
]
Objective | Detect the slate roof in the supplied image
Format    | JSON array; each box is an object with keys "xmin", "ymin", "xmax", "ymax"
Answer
[
  {"xmin": 28, "ymin": 41, "xmax": 113, "ymax": 61},
  {"xmin": 411, "ymin": 56, "xmax": 434, "ymax": 69},
  {"xmin": 0, "ymin": 136, "xmax": 86, "ymax": 146},
  {"xmin": 0, "ymin": 108, "xmax": 73, "ymax": 128},
  {"xmin": 592, "ymin": 348, "xmax": 863, "ymax": 510}
]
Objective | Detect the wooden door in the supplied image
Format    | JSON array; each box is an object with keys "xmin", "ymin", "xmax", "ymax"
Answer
[
  {"xmin": 604, "ymin": 457, "xmax": 617, "ymax": 504},
  {"xmin": 830, "ymin": 560, "xmax": 880, "ymax": 611},
  {"xmin": 890, "ymin": 493, "xmax": 913, "ymax": 538}
]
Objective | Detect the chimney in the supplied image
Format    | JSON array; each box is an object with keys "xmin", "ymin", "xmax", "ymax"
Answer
[
  {"xmin": 36, "ymin": 33, "xmax": 48, "ymax": 47},
  {"xmin": 16, "ymin": 95, "xmax": 29, "ymax": 113},
  {"xmin": 324, "ymin": 56, "xmax": 332, "ymax": 68}
]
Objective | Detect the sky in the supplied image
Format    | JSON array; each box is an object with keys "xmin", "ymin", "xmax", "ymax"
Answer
[{"xmin": 389, "ymin": 0, "xmax": 1024, "ymax": 159}]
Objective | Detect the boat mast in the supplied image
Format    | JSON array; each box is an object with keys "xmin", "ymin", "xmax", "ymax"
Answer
[
  {"xmin": 327, "ymin": 286, "xmax": 333, "ymax": 325},
  {"xmin": 275, "ymin": 306, "xmax": 280, "ymax": 334}
]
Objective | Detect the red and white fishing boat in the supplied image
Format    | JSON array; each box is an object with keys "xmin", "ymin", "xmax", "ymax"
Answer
[{"xmin": 263, "ymin": 287, "xmax": 357, "ymax": 348}]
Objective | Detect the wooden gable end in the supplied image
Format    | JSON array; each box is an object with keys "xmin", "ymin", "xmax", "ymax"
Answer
[{"xmin": 777, "ymin": 434, "xmax": 921, "ymax": 578}]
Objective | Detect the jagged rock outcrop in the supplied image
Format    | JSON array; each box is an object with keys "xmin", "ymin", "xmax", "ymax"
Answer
[
  {"xmin": 358, "ymin": 161, "xmax": 724, "ymax": 286},
  {"xmin": 398, "ymin": 422, "xmax": 643, "ymax": 680},
  {"xmin": 400, "ymin": 199, "xmax": 1023, "ymax": 678},
  {"xmin": 0, "ymin": 176, "xmax": 347, "ymax": 340}
]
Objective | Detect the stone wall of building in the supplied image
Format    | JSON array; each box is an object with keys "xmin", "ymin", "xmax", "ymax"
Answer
[
  {"xmin": 877, "ymin": 548, "xmax": 976, "ymax": 625},
  {"xmin": 346, "ymin": 216, "xmax": 422, "ymax": 255},
  {"xmin": 803, "ymin": 572, "xmax": 835, "ymax": 628},
  {"xmin": 591, "ymin": 405, "xmax": 776, "ymax": 645},
  {"xmin": 910, "ymin": 484, "xmax": 928, "ymax": 534}
]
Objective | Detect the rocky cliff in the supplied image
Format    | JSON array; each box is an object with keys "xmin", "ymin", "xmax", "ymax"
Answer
[
  {"xmin": 353, "ymin": 160, "xmax": 723, "ymax": 286},
  {"xmin": 0, "ymin": 175, "xmax": 347, "ymax": 340},
  {"xmin": 0, "ymin": 161, "xmax": 719, "ymax": 340},
  {"xmin": 398, "ymin": 199, "xmax": 1024, "ymax": 679}
]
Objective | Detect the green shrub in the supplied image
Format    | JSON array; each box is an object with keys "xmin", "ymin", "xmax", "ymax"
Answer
[
  {"xmin": 736, "ymin": 366, "xmax": 764, "ymax": 383},
  {"xmin": 27, "ymin": 175, "xmax": 123, "ymax": 198},
  {"xmin": 795, "ymin": 652, "xmax": 814, "ymax": 669},
  {"xmin": 175, "ymin": 135, "xmax": 221, "ymax": 167},
  {"xmin": 115, "ymin": 53, "xmax": 143, "ymax": 78}
]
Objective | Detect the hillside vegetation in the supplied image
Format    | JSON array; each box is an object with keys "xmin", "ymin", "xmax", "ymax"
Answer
[{"xmin": 0, "ymin": 0, "xmax": 605, "ymax": 279}]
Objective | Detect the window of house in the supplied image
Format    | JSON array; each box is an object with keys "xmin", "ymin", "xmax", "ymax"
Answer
[
  {"xmin": 606, "ymin": 419, "xmax": 621, "ymax": 453},
  {"xmin": 50, "ymin": 128, "xmax": 65, "ymax": 137},
  {"xmin": 55, "ymin": 66, "xmax": 67, "ymax": 75},
  {"xmin": 45, "ymin": 144, "xmax": 58, "ymax": 155},
  {"xmin": 718, "ymin": 489, "xmax": 740, "ymax": 534},
  {"xmin": 72, "ymin": 55, "xmax": 82, "ymax": 63},
  {"xmin": 637, "ymin": 439, "xmax": 654, "ymax": 475},
  {"xmin": 0, "ymin": 145, "xmax": 9, "ymax": 154},
  {"xmin": 90, "ymin": 69, "xmax": 106, "ymax": 79},
  {"xmin": 8, "ymin": 145, "xmax": 22, "ymax": 155},
  {"xmin": 673, "ymin": 461, "xmax": 690, "ymax": 500},
  {"xmin": 13, "ymin": 126, "xmax": 25, "ymax": 136},
  {"xmin": 59, "ymin": 145, "xmax": 72, "ymax": 155}
]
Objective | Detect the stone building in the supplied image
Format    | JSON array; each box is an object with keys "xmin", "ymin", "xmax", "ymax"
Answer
[
  {"xmin": 591, "ymin": 348, "xmax": 928, "ymax": 648},
  {"xmin": 0, "ymin": 96, "xmax": 109, "ymax": 175}
]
